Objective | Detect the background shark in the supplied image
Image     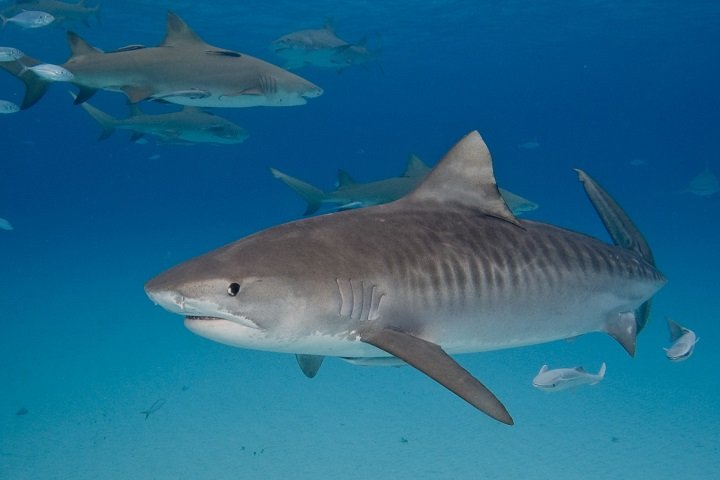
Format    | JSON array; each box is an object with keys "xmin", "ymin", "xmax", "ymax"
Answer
[
  {"xmin": 272, "ymin": 20, "xmax": 376, "ymax": 71},
  {"xmin": 1, "ymin": 0, "xmax": 101, "ymax": 27},
  {"xmin": 145, "ymin": 131, "xmax": 665, "ymax": 424},
  {"xmin": 0, "ymin": 11, "xmax": 323, "ymax": 109},
  {"xmin": 271, "ymin": 154, "xmax": 539, "ymax": 215},
  {"xmin": 74, "ymin": 96, "xmax": 249, "ymax": 145}
]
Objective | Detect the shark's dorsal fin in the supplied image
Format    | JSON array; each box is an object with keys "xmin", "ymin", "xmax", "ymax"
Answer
[
  {"xmin": 323, "ymin": 17, "xmax": 335, "ymax": 32},
  {"xmin": 403, "ymin": 154, "xmax": 431, "ymax": 178},
  {"xmin": 404, "ymin": 131, "xmax": 520, "ymax": 226},
  {"xmin": 161, "ymin": 11, "xmax": 206, "ymax": 47},
  {"xmin": 666, "ymin": 317, "xmax": 687, "ymax": 342},
  {"xmin": 337, "ymin": 169, "xmax": 355, "ymax": 187},
  {"xmin": 67, "ymin": 32, "xmax": 103, "ymax": 57}
]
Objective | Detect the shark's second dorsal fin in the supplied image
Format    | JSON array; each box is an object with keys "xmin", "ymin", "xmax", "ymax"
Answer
[
  {"xmin": 403, "ymin": 154, "xmax": 431, "ymax": 178},
  {"xmin": 161, "ymin": 11, "xmax": 205, "ymax": 47},
  {"xmin": 404, "ymin": 131, "xmax": 520, "ymax": 226},
  {"xmin": 337, "ymin": 169, "xmax": 355, "ymax": 187},
  {"xmin": 67, "ymin": 32, "xmax": 103, "ymax": 57}
]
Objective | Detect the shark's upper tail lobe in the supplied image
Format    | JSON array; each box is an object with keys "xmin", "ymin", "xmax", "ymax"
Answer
[
  {"xmin": 0, "ymin": 55, "xmax": 52, "ymax": 109},
  {"xmin": 575, "ymin": 169, "xmax": 659, "ymax": 332}
]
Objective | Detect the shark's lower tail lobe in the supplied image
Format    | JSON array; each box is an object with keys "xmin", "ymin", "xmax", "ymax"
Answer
[
  {"xmin": 0, "ymin": 56, "xmax": 51, "ymax": 109},
  {"xmin": 575, "ymin": 169, "xmax": 658, "ymax": 332}
]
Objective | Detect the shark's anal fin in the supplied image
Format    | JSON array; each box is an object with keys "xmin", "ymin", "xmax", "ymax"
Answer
[
  {"xmin": 603, "ymin": 312, "xmax": 637, "ymax": 357},
  {"xmin": 295, "ymin": 354, "xmax": 325, "ymax": 378},
  {"xmin": 359, "ymin": 326, "xmax": 514, "ymax": 425}
]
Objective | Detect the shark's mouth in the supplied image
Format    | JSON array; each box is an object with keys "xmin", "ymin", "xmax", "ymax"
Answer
[{"xmin": 185, "ymin": 315, "xmax": 223, "ymax": 321}]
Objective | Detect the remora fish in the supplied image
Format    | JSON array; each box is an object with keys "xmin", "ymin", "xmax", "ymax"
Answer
[
  {"xmin": 1, "ymin": 0, "xmax": 101, "ymax": 27},
  {"xmin": 664, "ymin": 318, "xmax": 698, "ymax": 362},
  {"xmin": 0, "ymin": 11, "xmax": 323, "ymax": 109},
  {"xmin": 74, "ymin": 95, "xmax": 249, "ymax": 145},
  {"xmin": 271, "ymin": 154, "xmax": 538, "ymax": 215},
  {"xmin": 532, "ymin": 363, "xmax": 607, "ymax": 391},
  {"xmin": 145, "ymin": 131, "xmax": 666, "ymax": 424},
  {"xmin": 272, "ymin": 20, "xmax": 376, "ymax": 71}
]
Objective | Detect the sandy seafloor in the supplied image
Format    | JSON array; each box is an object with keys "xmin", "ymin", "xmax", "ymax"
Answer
[{"xmin": 1, "ymin": 1, "xmax": 719, "ymax": 479}]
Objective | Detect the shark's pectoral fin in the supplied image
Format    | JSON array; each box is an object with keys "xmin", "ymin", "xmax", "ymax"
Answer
[
  {"xmin": 603, "ymin": 312, "xmax": 637, "ymax": 357},
  {"xmin": 123, "ymin": 85, "xmax": 155, "ymax": 103},
  {"xmin": 359, "ymin": 326, "xmax": 513, "ymax": 425},
  {"xmin": 295, "ymin": 354, "xmax": 325, "ymax": 378}
]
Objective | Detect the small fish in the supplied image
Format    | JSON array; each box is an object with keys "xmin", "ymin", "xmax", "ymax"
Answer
[
  {"xmin": 0, "ymin": 47, "xmax": 24, "ymax": 62},
  {"xmin": 532, "ymin": 363, "xmax": 606, "ymax": 391},
  {"xmin": 140, "ymin": 398, "xmax": 166, "ymax": 420},
  {"xmin": 664, "ymin": 318, "xmax": 699, "ymax": 362},
  {"xmin": 0, "ymin": 217, "xmax": 14, "ymax": 230},
  {"xmin": 629, "ymin": 158, "xmax": 647, "ymax": 167},
  {"xmin": 517, "ymin": 140, "xmax": 540, "ymax": 150},
  {"xmin": 1, "ymin": 10, "xmax": 55, "ymax": 29},
  {"xmin": 25, "ymin": 63, "xmax": 74, "ymax": 82},
  {"xmin": 0, "ymin": 100, "xmax": 20, "ymax": 114}
]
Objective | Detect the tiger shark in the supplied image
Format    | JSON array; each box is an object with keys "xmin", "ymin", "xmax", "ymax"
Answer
[
  {"xmin": 0, "ymin": 11, "xmax": 323, "ymax": 109},
  {"xmin": 271, "ymin": 154, "xmax": 539, "ymax": 216},
  {"xmin": 144, "ymin": 131, "xmax": 666, "ymax": 424}
]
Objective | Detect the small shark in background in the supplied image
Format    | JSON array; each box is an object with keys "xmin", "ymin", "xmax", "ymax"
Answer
[
  {"xmin": 73, "ymin": 94, "xmax": 249, "ymax": 145},
  {"xmin": 145, "ymin": 131, "xmax": 665, "ymax": 424},
  {"xmin": 0, "ymin": 217, "xmax": 13, "ymax": 230},
  {"xmin": 271, "ymin": 154, "xmax": 539, "ymax": 216},
  {"xmin": 532, "ymin": 363, "xmax": 607, "ymax": 391},
  {"xmin": 681, "ymin": 167, "xmax": 719, "ymax": 197},
  {"xmin": 1, "ymin": 0, "xmax": 100, "ymax": 27},
  {"xmin": 272, "ymin": 20, "xmax": 376, "ymax": 71},
  {"xmin": 0, "ymin": 11, "xmax": 323, "ymax": 109},
  {"xmin": 664, "ymin": 318, "xmax": 698, "ymax": 362}
]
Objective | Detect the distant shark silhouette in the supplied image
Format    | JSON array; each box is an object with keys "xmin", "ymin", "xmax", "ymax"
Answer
[
  {"xmin": 272, "ymin": 20, "xmax": 376, "ymax": 71},
  {"xmin": 681, "ymin": 167, "xmax": 719, "ymax": 197},
  {"xmin": 0, "ymin": 11, "xmax": 323, "ymax": 109},
  {"xmin": 73, "ymin": 93, "xmax": 249, "ymax": 145},
  {"xmin": 271, "ymin": 154, "xmax": 539, "ymax": 216}
]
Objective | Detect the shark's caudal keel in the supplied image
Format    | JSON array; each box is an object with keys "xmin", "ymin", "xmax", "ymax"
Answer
[{"xmin": 145, "ymin": 131, "xmax": 665, "ymax": 424}]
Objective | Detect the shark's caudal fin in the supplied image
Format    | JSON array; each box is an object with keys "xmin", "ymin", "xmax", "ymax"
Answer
[
  {"xmin": 270, "ymin": 168, "xmax": 325, "ymax": 215},
  {"xmin": 0, "ymin": 55, "xmax": 51, "ymax": 109},
  {"xmin": 359, "ymin": 326, "xmax": 513, "ymax": 425},
  {"xmin": 575, "ymin": 169, "xmax": 657, "ymax": 333},
  {"xmin": 70, "ymin": 92, "xmax": 118, "ymax": 140}
]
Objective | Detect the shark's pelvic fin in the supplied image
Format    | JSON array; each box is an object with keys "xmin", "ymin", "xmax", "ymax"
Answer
[
  {"xmin": 295, "ymin": 354, "xmax": 325, "ymax": 378},
  {"xmin": 405, "ymin": 131, "xmax": 520, "ymax": 227},
  {"xmin": 359, "ymin": 326, "xmax": 514, "ymax": 425},
  {"xmin": 575, "ymin": 169, "xmax": 657, "ymax": 333}
]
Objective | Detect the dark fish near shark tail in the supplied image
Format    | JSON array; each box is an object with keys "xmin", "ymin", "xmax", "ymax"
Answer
[
  {"xmin": 575, "ymin": 169, "xmax": 658, "ymax": 336},
  {"xmin": 0, "ymin": 55, "xmax": 51, "ymax": 109}
]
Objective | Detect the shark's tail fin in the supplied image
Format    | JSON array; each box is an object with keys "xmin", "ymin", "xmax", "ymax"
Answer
[
  {"xmin": 70, "ymin": 92, "xmax": 117, "ymax": 140},
  {"xmin": 575, "ymin": 169, "xmax": 658, "ymax": 333},
  {"xmin": 270, "ymin": 168, "xmax": 325, "ymax": 215},
  {"xmin": 0, "ymin": 55, "xmax": 52, "ymax": 109}
]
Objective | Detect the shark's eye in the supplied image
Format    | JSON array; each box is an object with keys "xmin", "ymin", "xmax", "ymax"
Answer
[{"xmin": 227, "ymin": 283, "xmax": 240, "ymax": 296}]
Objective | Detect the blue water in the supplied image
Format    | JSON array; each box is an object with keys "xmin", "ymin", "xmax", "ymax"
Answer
[{"xmin": 1, "ymin": 1, "xmax": 719, "ymax": 478}]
